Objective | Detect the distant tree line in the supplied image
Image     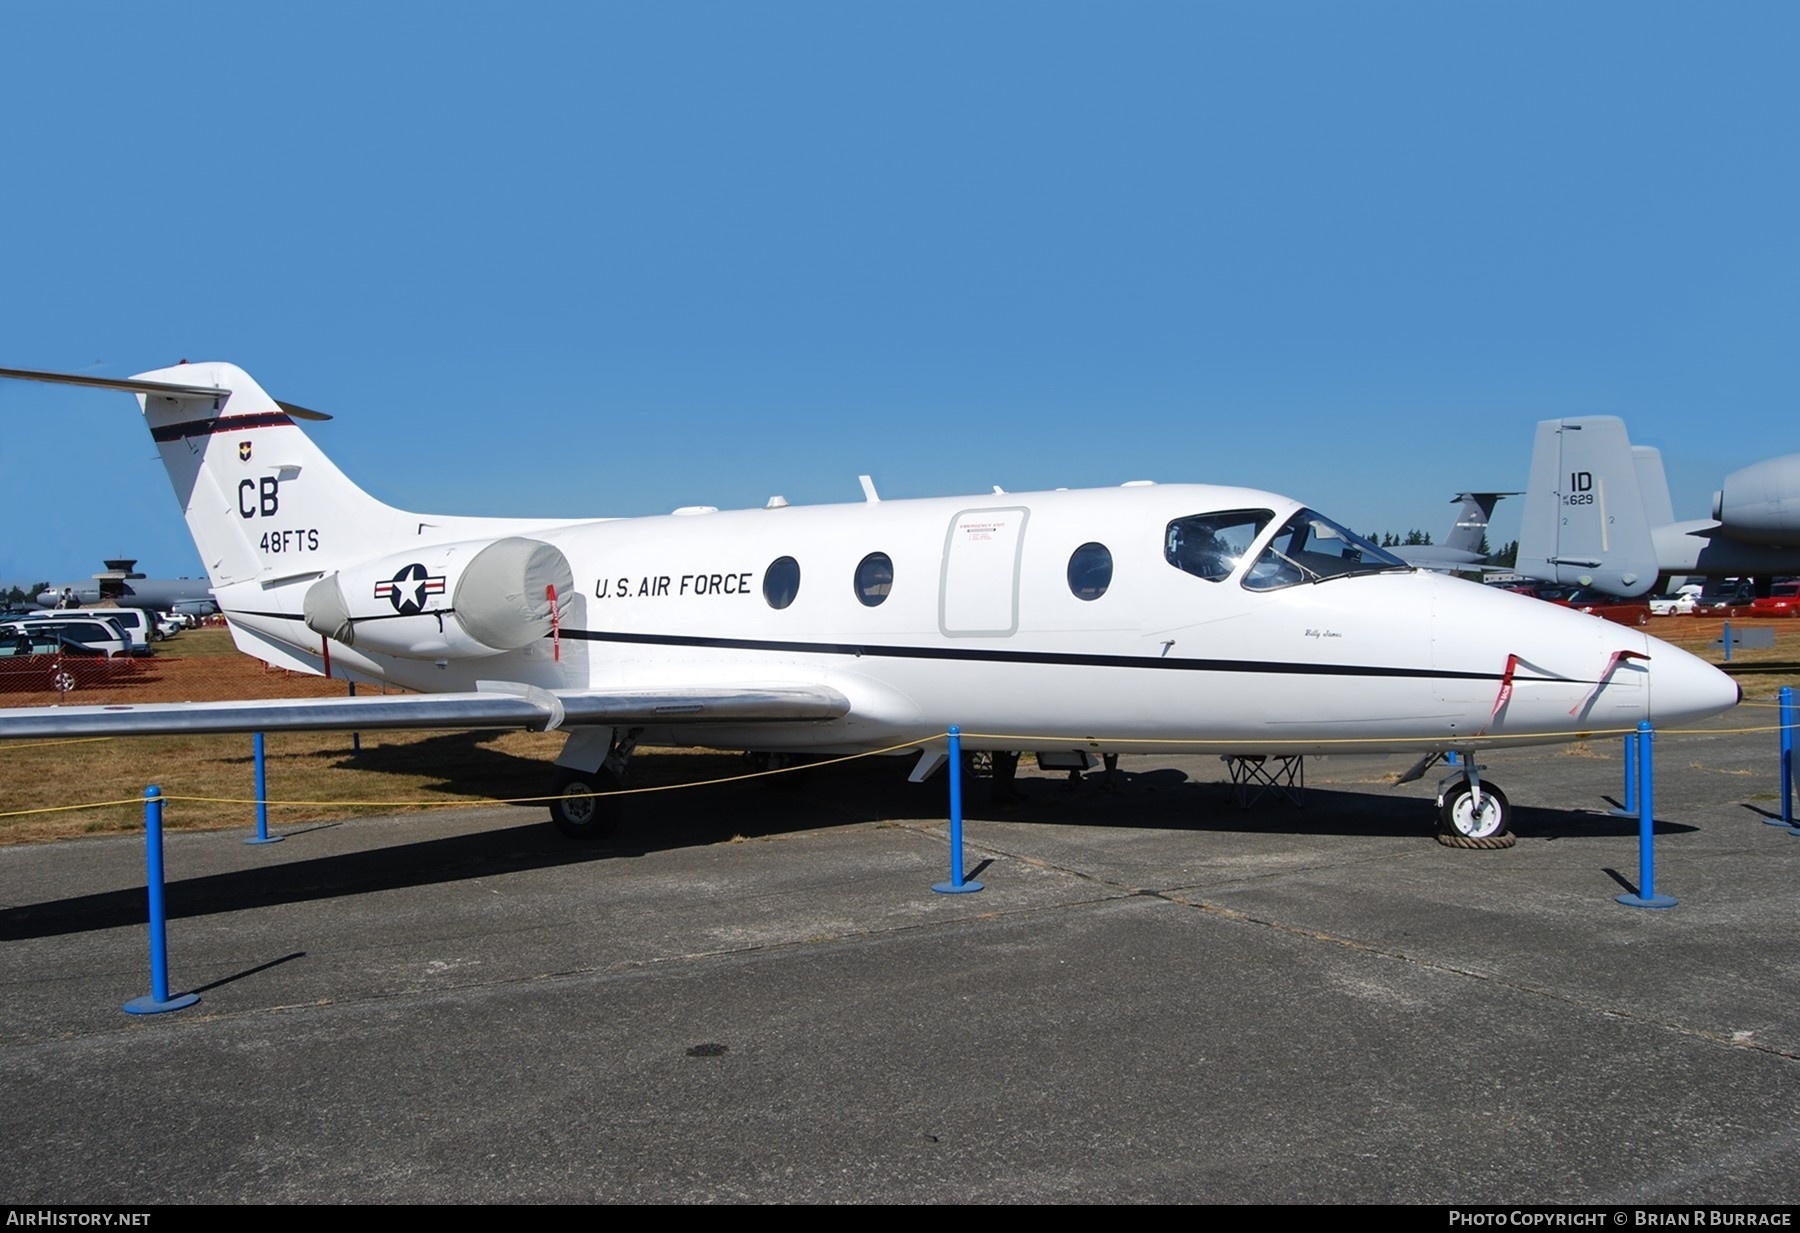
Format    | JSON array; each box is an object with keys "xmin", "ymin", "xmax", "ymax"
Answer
[
  {"xmin": 4, "ymin": 582, "xmax": 49, "ymax": 605},
  {"xmin": 1361, "ymin": 533, "xmax": 1519, "ymax": 568}
]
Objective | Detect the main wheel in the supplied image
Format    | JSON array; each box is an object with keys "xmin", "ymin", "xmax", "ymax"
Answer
[
  {"xmin": 548, "ymin": 766, "xmax": 623, "ymax": 841},
  {"xmin": 1436, "ymin": 780, "xmax": 1514, "ymax": 849}
]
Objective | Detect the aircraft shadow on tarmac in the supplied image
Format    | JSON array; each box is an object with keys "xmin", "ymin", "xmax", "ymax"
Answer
[{"xmin": 0, "ymin": 753, "xmax": 1695, "ymax": 942}]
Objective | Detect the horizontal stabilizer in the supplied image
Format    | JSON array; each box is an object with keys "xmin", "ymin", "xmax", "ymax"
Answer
[
  {"xmin": 0, "ymin": 364, "xmax": 332, "ymax": 420},
  {"xmin": 0, "ymin": 685, "xmax": 850, "ymax": 740}
]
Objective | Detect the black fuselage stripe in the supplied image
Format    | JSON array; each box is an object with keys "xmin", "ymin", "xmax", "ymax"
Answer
[
  {"xmin": 236, "ymin": 609, "xmax": 1517, "ymax": 683},
  {"xmin": 150, "ymin": 412, "xmax": 294, "ymax": 443},
  {"xmin": 558, "ymin": 627, "xmax": 1506, "ymax": 680}
]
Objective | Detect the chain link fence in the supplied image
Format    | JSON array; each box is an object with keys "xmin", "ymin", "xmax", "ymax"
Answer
[{"xmin": 0, "ymin": 620, "xmax": 388, "ymax": 707}]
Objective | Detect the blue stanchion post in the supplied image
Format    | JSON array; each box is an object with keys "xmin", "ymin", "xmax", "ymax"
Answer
[
  {"xmin": 245, "ymin": 731, "xmax": 282, "ymax": 845},
  {"xmin": 1781, "ymin": 685, "xmax": 1796, "ymax": 834},
  {"xmin": 124, "ymin": 787, "xmax": 200, "ymax": 1014},
  {"xmin": 348, "ymin": 680, "xmax": 361, "ymax": 755},
  {"xmin": 1617, "ymin": 721, "xmax": 1677, "ymax": 909},
  {"xmin": 933, "ymin": 726, "xmax": 983, "ymax": 894},
  {"xmin": 1723, "ymin": 620, "xmax": 1734, "ymax": 662},
  {"xmin": 1611, "ymin": 730, "xmax": 1637, "ymax": 817}
]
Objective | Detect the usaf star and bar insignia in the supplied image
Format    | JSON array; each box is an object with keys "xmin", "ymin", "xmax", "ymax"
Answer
[{"xmin": 374, "ymin": 563, "xmax": 447, "ymax": 615}]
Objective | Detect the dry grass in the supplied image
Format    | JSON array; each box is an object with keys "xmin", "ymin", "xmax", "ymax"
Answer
[
  {"xmin": 1651, "ymin": 613, "xmax": 1800, "ymax": 669},
  {"xmin": 0, "ymin": 632, "xmax": 755, "ymax": 845},
  {"xmin": 0, "ymin": 627, "xmax": 346, "ymax": 707},
  {"xmin": 0, "ymin": 728, "xmax": 753, "ymax": 845},
  {"xmin": 147, "ymin": 624, "xmax": 251, "ymax": 657}
]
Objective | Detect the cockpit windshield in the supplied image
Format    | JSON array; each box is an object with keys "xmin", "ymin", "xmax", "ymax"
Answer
[{"xmin": 1241, "ymin": 508, "xmax": 1409, "ymax": 591}]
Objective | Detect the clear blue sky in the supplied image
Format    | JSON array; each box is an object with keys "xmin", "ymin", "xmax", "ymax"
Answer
[{"xmin": 3, "ymin": 2, "xmax": 1795, "ymax": 589}]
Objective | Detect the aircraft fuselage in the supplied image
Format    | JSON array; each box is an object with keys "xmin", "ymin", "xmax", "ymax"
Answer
[{"xmin": 219, "ymin": 481, "xmax": 1734, "ymax": 757}]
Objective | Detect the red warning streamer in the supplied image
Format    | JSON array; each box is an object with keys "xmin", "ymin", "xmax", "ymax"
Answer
[
  {"xmin": 547, "ymin": 584, "xmax": 561, "ymax": 663},
  {"xmin": 1570, "ymin": 649, "xmax": 1650, "ymax": 716},
  {"xmin": 1477, "ymin": 653, "xmax": 1520, "ymax": 736}
]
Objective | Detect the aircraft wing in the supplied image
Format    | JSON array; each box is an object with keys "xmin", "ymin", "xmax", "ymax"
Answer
[{"xmin": 0, "ymin": 684, "xmax": 850, "ymax": 740}]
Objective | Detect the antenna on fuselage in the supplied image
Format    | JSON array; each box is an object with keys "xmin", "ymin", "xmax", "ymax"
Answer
[{"xmin": 859, "ymin": 475, "xmax": 880, "ymax": 503}]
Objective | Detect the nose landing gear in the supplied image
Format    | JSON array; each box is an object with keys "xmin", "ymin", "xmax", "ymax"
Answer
[{"xmin": 1435, "ymin": 758, "xmax": 1514, "ymax": 849}]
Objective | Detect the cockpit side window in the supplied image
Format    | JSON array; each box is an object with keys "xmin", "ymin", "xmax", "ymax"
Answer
[
  {"xmin": 1164, "ymin": 510, "xmax": 1274, "ymax": 582},
  {"xmin": 1241, "ymin": 509, "xmax": 1408, "ymax": 591}
]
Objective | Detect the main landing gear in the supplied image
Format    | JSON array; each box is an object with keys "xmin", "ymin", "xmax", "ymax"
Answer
[
  {"xmin": 548, "ymin": 728, "xmax": 639, "ymax": 841},
  {"xmin": 1435, "ymin": 757, "xmax": 1514, "ymax": 849}
]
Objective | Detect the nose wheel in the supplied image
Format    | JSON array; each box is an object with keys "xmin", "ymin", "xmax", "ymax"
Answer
[{"xmin": 1435, "ymin": 765, "xmax": 1515, "ymax": 849}]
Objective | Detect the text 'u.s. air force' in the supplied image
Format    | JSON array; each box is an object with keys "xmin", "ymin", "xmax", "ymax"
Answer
[{"xmin": 595, "ymin": 572, "xmax": 754, "ymax": 600}]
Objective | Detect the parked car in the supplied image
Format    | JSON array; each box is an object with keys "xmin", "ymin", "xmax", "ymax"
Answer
[
  {"xmin": 0, "ymin": 629, "xmax": 116, "ymax": 694},
  {"xmin": 1550, "ymin": 588, "xmax": 1652, "ymax": 627},
  {"xmin": 1696, "ymin": 579, "xmax": 1757, "ymax": 615},
  {"xmin": 1648, "ymin": 591, "xmax": 1698, "ymax": 616},
  {"xmin": 0, "ymin": 617, "xmax": 132, "ymax": 659},
  {"xmin": 1493, "ymin": 583, "xmax": 1575, "ymax": 602},
  {"xmin": 30, "ymin": 607, "xmax": 154, "ymax": 654},
  {"xmin": 1750, "ymin": 581, "xmax": 1800, "ymax": 618}
]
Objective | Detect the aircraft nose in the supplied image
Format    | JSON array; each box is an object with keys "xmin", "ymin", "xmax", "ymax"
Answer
[{"xmin": 1648, "ymin": 638, "xmax": 1741, "ymax": 726}]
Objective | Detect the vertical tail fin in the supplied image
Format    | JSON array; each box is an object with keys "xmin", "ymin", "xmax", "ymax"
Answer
[
  {"xmin": 1518, "ymin": 416, "xmax": 1660, "ymax": 596},
  {"xmin": 1633, "ymin": 445, "xmax": 1676, "ymax": 529},
  {"xmin": 130, "ymin": 362, "xmax": 414, "ymax": 589},
  {"xmin": 1441, "ymin": 492, "xmax": 1513, "ymax": 557}
]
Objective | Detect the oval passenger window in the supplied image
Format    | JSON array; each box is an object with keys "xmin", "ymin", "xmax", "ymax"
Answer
[
  {"xmin": 763, "ymin": 556, "xmax": 801, "ymax": 609},
  {"xmin": 1067, "ymin": 542, "xmax": 1112, "ymax": 600},
  {"xmin": 854, "ymin": 552, "xmax": 894, "ymax": 607}
]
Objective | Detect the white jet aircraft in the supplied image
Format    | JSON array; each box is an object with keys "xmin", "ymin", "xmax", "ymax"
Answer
[{"xmin": 0, "ymin": 363, "xmax": 1743, "ymax": 847}]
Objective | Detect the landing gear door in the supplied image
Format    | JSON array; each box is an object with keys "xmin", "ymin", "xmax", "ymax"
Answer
[{"xmin": 940, "ymin": 506, "xmax": 1029, "ymax": 637}]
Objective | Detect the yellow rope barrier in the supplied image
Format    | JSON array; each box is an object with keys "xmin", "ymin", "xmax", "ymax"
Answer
[
  {"xmin": 954, "ymin": 723, "xmax": 1794, "ymax": 745},
  {"xmin": 0, "ymin": 798, "xmax": 149, "ymax": 819},
  {"xmin": 3, "ymin": 737, "xmax": 114, "ymax": 751},
  {"xmin": 0, "ymin": 735, "xmax": 941, "ymax": 816},
  {"xmin": 3, "ymin": 715, "xmax": 1795, "ymax": 820}
]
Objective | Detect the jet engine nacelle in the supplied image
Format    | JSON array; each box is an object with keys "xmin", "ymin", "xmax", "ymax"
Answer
[
  {"xmin": 1711, "ymin": 454, "xmax": 1800, "ymax": 546},
  {"xmin": 302, "ymin": 536, "xmax": 575, "ymax": 661}
]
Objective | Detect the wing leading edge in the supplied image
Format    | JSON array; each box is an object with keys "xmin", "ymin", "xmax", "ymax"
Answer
[{"xmin": 0, "ymin": 684, "xmax": 851, "ymax": 740}]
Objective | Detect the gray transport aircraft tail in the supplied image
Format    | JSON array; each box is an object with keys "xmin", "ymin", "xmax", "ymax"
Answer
[
  {"xmin": 1519, "ymin": 417, "xmax": 1800, "ymax": 596},
  {"xmin": 1442, "ymin": 491, "xmax": 1511, "ymax": 556},
  {"xmin": 1517, "ymin": 417, "xmax": 1662, "ymax": 596},
  {"xmin": 1393, "ymin": 491, "xmax": 1517, "ymax": 571}
]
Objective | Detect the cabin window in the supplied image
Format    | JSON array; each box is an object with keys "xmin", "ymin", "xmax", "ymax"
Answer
[
  {"xmin": 853, "ymin": 552, "xmax": 894, "ymax": 607},
  {"xmin": 1066, "ymin": 542, "xmax": 1112, "ymax": 600},
  {"xmin": 763, "ymin": 556, "xmax": 801, "ymax": 609},
  {"xmin": 1241, "ymin": 509, "xmax": 1408, "ymax": 591},
  {"xmin": 1165, "ymin": 510, "xmax": 1273, "ymax": 582}
]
